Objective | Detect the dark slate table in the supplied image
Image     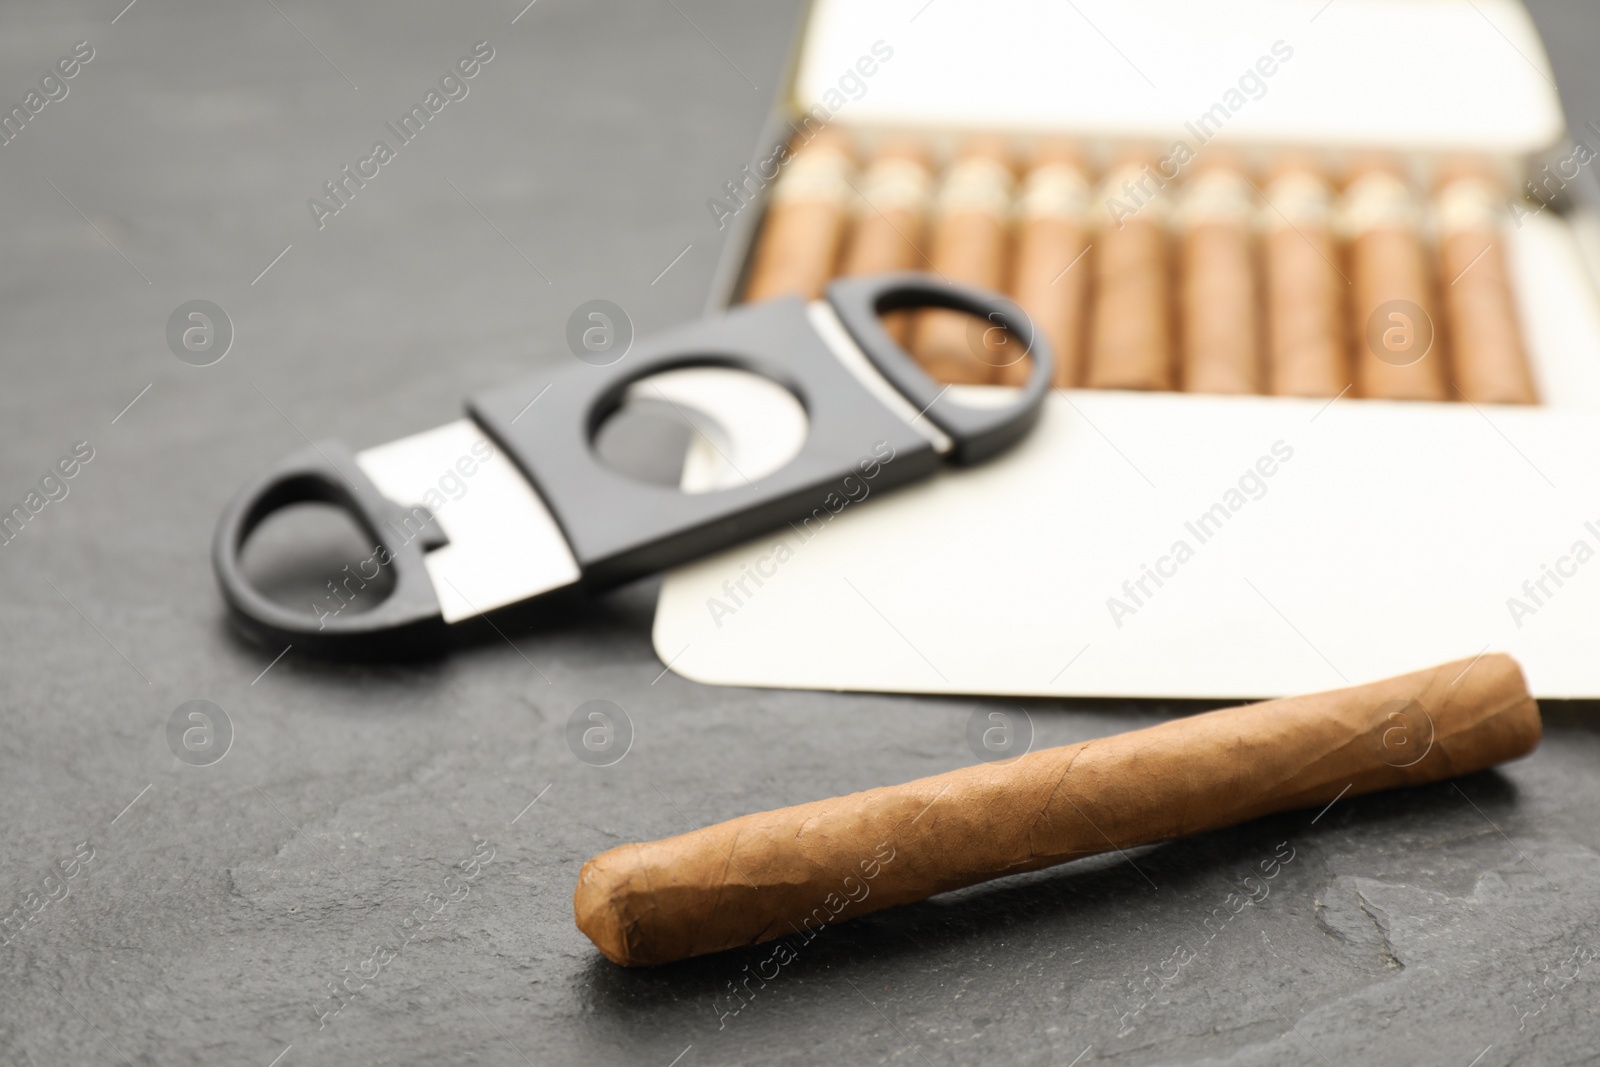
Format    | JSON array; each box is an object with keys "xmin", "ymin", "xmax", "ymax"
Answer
[{"xmin": 2, "ymin": 1, "xmax": 1598, "ymax": 1064}]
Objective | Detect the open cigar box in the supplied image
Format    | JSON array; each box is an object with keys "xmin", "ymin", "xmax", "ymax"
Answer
[{"xmin": 652, "ymin": 0, "xmax": 1600, "ymax": 700}]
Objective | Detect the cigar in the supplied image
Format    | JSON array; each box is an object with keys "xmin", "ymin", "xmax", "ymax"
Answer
[
  {"xmin": 840, "ymin": 139, "xmax": 935, "ymax": 345},
  {"xmin": 1262, "ymin": 162, "xmax": 1349, "ymax": 397},
  {"xmin": 1342, "ymin": 163, "xmax": 1448, "ymax": 400},
  {"xmin": 575, "ymin": 655, "xmax": 1538, "ymax": 966},
  {"xmin": 743, "ymin": 130, "xmax": 855, "ymax": 303},
  {"xmin": 1086, "ymin": 156, "xmax": 1174, "ymax": 391},
  {"xmin": 1435, "ymin": 170, "xmax": 1538, "ymax": 404},
  {"xmin": 1176, "ymin": 160, "xmax": 1261, "ymax": 394},
  {"xmin": 911, "ymin": 137, "xmax": 1016, "ymax": 383},
  {"xmin": 1001, "ymin": 142, "xmax": 1093, "ymax": 388}
]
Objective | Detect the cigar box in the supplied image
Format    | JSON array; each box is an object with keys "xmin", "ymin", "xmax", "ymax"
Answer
[{"xmin": 653, "ymin": 0, "xmax": 1600, "ymax": 700}]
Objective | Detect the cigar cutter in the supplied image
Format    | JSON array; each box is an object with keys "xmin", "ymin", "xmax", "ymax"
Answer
[{"xmin": 213, "ymin": 273, "xmax": 1052, "ymax": 653}]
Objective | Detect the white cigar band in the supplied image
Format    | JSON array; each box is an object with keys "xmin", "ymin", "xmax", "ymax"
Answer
[
  {"xmin": 1261, "ymin": 170, "xmax": 1333, "ymax": 230},
  {"xmin": 1174, "ymin": 168, "xmax": 1254, "ymax": 229},
  {"xmin": 770, "ymin": 147, "xmax": 855, "ymax": 208},
  {"xmin": 1338, "ymin": 171, "xmax": 1422, "ymax": 236},
  {"xmin": 1096, "ymin": 162, "xmax": 1171, "ymax": 228},
  {"xmin": 1019, "ymin": 162, "xmax": 1090, "ymax": 221},
  {"xmin": 857, "ymin": 157, "xmax": 933, "ymax": 215},
  {"xmin": 937, "ymin": 157, "xmax": 1015, "ymax": 218},
  {"xmin": 1435, "ymin": 176, "xmax": 1505, "ymax": 235}
]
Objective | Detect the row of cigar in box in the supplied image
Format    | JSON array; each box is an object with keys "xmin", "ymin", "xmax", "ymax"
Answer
[{"xmin": 740, "ymin": 131, "xmax": 1538, "ymax": 404}]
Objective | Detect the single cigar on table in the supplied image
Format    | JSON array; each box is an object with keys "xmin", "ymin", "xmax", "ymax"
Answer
[
  {"xmin": 576, "ymin": 655, "xmax": 1538, "ymax": 966},
  {"xmin": 1342, "ymin": 163, "xmax": 1448, "ymax": 400},
  {"xmin": 1086, "ymin": 156, "xmax": 1174, "ymax": 391},
  {"xmin": 1262, "ymin": 161, "xmax": 1348, "ymax": 396},
  {"xmin": 911, "ymin": 138, "xmax": 1015, "ymax": 383},
  {"xmin": 1435, "ymin": 169, "xmax": 1538, "ymax": 404},
  {"xmin": 1000, "ymin": 142, "xmax": 1093, "ymax": 387},
  {"xmin": 742, "ymin": 130, "xmax": 855, "ymax": 302},
  {"xmin": 840, "ymin": 139, "xmax": 935, "ymax": 345},
  {"xmin": 1176, "ymin": 159, "xmax": 1262, "ymax": 394}
]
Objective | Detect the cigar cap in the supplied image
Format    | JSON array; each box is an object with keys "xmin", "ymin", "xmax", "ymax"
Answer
[
  {"xmin": 856, "ymin": 140, "xmax": 935, "ymax": 215},
  {"xmin": 1175, "ymin": 165, "xmax": 1253, "ymax": 228},
  {"xmin": 769, "ymin": 130, "xmax": 856, "ymax": 209},
  {"xmin": 1433, "ymin": 156, "xmax": 1506, "ymax": 195},
  {"xmin": 1265, "ymin": 151, "xmax": 1326, "ymax": 185},
  {"xmin": 1432, "ymin": 158, "xmax": 1515, "ymax": 236},
  {"xmin": 1097, "ymin": 152, "xmax": 1173, "ymax": 227},
  {"xmin": 1262, "ymin": 168, "xmax": 1334, "ymax": 230},
  {"xmin": 573, "ymin": 855, "xmax": 635, "ymax": 965},
  {"xmin": 1344, "ymin": 152, "xmax": 1407, "ymax": 184},
  {"xmin": 953, "ymin": 133, "xmax": 1015, "ymax": 171},
  {"xmin": 1186, "ymin": 148, "xmax": 1247, "ymax": 178},
  {"xmin": 1436, "ymin": 172, "xmax": 1506, "ymax": 234},
  {"xmin": 1107, "ymin": 146, "xmax": 1164, "ymax": 174},
  {"xmin": 792, "ymin": 126, "xmax": 854, "ymax": 162},
  {"xmin": 937, "ymin": 137, "xmax": 1016, "ymax": 217},
  {"xmin": 1262, "ymin": 155, "xmax": 1333, "ymax": 228},
  {"xmin": 1028, "ymin": 138, "xmax": 1085, "ymax": 171},
  {"xmin": 1340, "ymin": 160, "xmax": 1421, "ymax": 235},
  {"xmin": 870, "ymin": 136, "xmax": 932, "ymax": 168},
  {"xmin": 1019, "ymin": 141, "xmax": 1091, "ymax": 220}
]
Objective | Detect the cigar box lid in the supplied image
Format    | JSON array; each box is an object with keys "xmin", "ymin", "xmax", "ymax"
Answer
[
  {"xmin": 653, "ymin": 392, "xmax": 1600, "ymax": 702},
  {"xmin": 792, "ymin": 0, "xmax": 1564, "ymax": 159}
]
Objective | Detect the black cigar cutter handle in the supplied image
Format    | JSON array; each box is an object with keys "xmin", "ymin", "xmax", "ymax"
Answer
[
  {"xmin": 211, "ymin": 440, "xmax": 453, "ymax": 655},
  {"xmin": 213, "ymin": 272, "xmax": 1052, "ymax": 654},
  {"xmin": 824, "ymin": 274, "xmax": 1050, "ymax": 464}
]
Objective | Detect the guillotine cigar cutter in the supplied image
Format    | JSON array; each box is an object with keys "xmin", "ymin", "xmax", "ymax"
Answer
[{"xmin": 213, "ymin": 274, "xmax": 1051, "ymax": 653}]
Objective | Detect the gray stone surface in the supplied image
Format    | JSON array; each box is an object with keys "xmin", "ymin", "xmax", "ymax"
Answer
[{"xmin": 2, "ymin": 1, "xmax": 1599, "ymax": 1064}]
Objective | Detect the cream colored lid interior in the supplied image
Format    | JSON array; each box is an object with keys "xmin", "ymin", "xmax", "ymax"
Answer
[{"xmin": 793, "ymin": 0, "xmax": 1566, "ymax": 160}]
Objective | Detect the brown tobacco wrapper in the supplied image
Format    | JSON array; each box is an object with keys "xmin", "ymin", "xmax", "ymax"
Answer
[
  {"xmin": 1001, "ymin": 142, "xmax": 1092, "ymax": 387},
  {"xmin": 912, "ymin": 137, "xmax": 1015, "ymax": 384},
  {"xmin": 841, "ymin": 139, "xmax": 935, "ymax": 345},
  {"xmin": 575, "ymin": 655, "xmax": 1538, "ymax": 967},
  {"xmin": 1263, "ymin": 163, "xmax": 1348, "ymax": 397},
  {"xmin": 1436, "ymin": 171, "xmax": 1538, "ymax": 404},
  {"xmin": 841, "ymin": 139, "xmax": 934, "ymax": 276},
  {"xmin": 1086, "ymin": 157, "xmax": 1174, "ymax": 391},
  {"xmin": 1177, "ymin": 161, "xmax": 1262, "ymax": 395},
  {"xmin": 743, "ymin": 131, "xmax": 855, "ymax": 302},
  {"xmin": 1342, "ymin": 164, "xmax": 1449, "ymax": 400}
]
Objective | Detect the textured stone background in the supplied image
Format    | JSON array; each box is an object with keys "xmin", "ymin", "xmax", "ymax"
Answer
[{"xmin": 2, "ymin": 1, "xmax": 1599, "ymax": 1064}]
